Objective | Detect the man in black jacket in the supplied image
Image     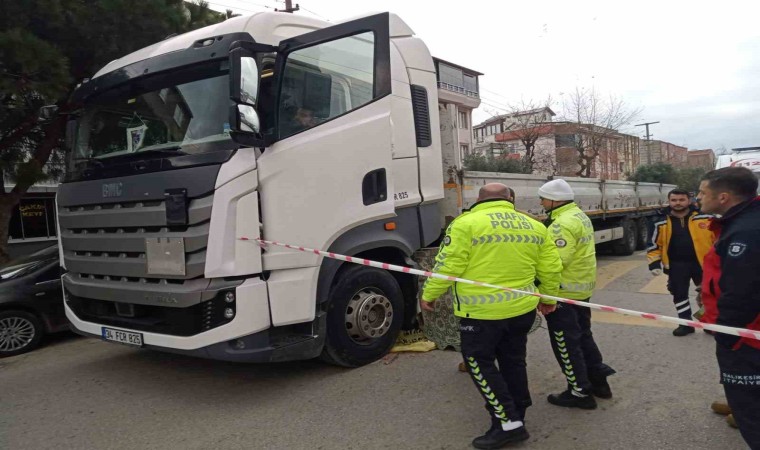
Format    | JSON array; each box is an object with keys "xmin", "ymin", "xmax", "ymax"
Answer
[{"xmin": 697, "ymin": 166, "xmax": 760, "ymax": 449}]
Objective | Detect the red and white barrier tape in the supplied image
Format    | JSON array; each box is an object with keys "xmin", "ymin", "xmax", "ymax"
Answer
[{"xmin": 240, "ymin": 237, "xmax": 760, "ymax": 342}]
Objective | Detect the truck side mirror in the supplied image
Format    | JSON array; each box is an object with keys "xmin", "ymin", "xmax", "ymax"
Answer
[
  {"xmin": 230, "ymin": 48, "xmax": 260, "ymax": 106},
  {"xmin": 235, "ymin": 105, "xmax": 260, "ymax": 134},
  {"xmin": 228, "ymin": 44, "xmax": 272, "ymax": 147}
]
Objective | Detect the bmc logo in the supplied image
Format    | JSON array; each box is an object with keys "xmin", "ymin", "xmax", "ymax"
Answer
[{"xmin": 102, "ymin": 182, "xmax": 123, "ymax": 198}]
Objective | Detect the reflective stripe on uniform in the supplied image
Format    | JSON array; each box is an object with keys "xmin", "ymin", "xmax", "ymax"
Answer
[
  {"xmin": 553, "ymin": 330, "xmax": 582, "ymax": 392},
  {"xmin": 560, "ymin": 281, "xmax": 596, "ymax": 292},
  {"xmin": 471, "ymin": 234, "xmax": 545, "ymax": 246},
  {"xmin": 466, "ymin": 356, "xmax": 510, "ymax": 423},
  {"xmin": 457, "ymin": 285, "xmax": 538, "ymax": 305}
]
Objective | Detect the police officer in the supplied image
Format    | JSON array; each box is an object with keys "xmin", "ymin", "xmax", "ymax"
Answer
[
  {"xmin": 421, "ymin": 183, "xmax": 562, "ymax": 449},
  {"xmin": 537, "ymin": 179, "xmax": 616, "ymax": 409}
]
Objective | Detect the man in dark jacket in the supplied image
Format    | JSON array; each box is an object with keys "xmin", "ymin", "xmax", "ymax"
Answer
[{"xmin": 696, "ymin": 166, "xmax": 760, "ymax": 449}]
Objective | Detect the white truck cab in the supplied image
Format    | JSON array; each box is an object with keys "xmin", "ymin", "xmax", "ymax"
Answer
[{"xmin": 59, "ymin": 12, "xmax": 443, "ymax": 366}]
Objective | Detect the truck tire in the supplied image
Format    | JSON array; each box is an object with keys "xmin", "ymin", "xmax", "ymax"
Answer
[
  {"xmin": 612, "ymin": 220, "xmax": 637, "ymax": 256},
  {"xmin": 0, "ymin": 310, "xmax": 45, "ymax": 358},
  {"xmin": 321, "ymin": 265, "xmax": 404, "ymax": 367},
  {"xmin": 635, "ymin": 219, "xmax": 649, "ymax": 251}
]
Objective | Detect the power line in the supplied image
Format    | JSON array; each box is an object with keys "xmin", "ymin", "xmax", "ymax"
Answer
[
  {"xmin": 478, "ymin": 100, "xmax": 510, "ymax": 113},
  {"xmin": 206, "ymin": 1, "xmax": 263, "ymax": 12},
  {"xmin": 206, "ymin": 0, "xmax": 272, "ymax": 13},
  {"xmin": 478, "ymin": 95, "xmax": 513, "ymax": 110},
  {"xmin": 480, "ymin": 87, "xmax": 514, "ymax": 102},
  {"xmin": 244, "ymin": 0, "xmax": 278, "ymax": 9},
  {"xmin": 300, "ymin": 6, "xmax": 330, "ymax": 21}
]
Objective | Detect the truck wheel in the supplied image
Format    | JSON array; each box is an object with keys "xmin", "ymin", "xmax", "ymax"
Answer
[
  {"xmin": 635, "ymin": 219, "xmax": 649, "ymax": 250},
  {"xmin": 0, "ymin": 310, "xmax": 45, "ymax": 358},
  {"xmin": 321, "ymin": 265, "xmax": 404, "ymax": 367},
  {"xmin": 612, "ymin": 220, "xmax": 637, "ymax": 256}
]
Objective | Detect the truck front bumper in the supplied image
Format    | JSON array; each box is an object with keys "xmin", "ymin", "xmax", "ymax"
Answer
[{"xmin": 66, "ymin": 278, "xmax": 325, "ymax": 363}]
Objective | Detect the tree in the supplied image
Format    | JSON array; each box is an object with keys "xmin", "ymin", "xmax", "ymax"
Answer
[
  {"xmin": 628, "ymin": 162, "xmax": 677, "ymax": 184},
  {"xmin": 628, "ymin": 163, "xmax": 707, "ymax": 192},
  {"xmin": 0, "ymin": 0, "xmax": 225, "ymax": 263},
  {"xmin": 714, "ymin": 145, "xmax": 730, "ymax": 156},
  {"xmin": 463, "ymin": 153, "xmax": 531, "ymax": 174},
  {"xmin": 560, "ymin": 87, "xmax": 641, "ymax": 178},
  {"xmin": 502, "ymin": 98, "xmax": 555, "ymax": 174},
  {"xmin": 674, "ymin": 166, "xmax": 708, "ymax": 192}
]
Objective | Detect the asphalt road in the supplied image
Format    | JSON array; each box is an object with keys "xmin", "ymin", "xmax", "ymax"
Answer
[{"xmin": 0, "ymin": 251, "xmax": 748, "ymax": 449}]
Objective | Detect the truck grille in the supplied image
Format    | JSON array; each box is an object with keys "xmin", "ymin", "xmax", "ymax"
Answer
[
  {"xmin": 58, "ymin": 192, "xmax": 234, "ymax": 336},
  {"xmin": 58, "ymin": 195, "xmax": 213, "ymax": 280}
]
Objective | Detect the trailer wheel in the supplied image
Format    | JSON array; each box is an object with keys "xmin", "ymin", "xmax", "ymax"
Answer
[
  {"xmin": 612, "ymin": 220, "xmax": 637, "ymax": 256},
  {"xmin": 321, "ymin": 265, "xmax": 403, "ymax": 367},
  {"xmin": 635, "ymin": 219, "xmax": 649, "ymax": 251}
]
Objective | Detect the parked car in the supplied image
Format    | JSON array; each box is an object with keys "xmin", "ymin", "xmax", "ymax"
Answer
[{"xmin": 0, "ymin": 244, "xmax": 68, "ymax": 357}]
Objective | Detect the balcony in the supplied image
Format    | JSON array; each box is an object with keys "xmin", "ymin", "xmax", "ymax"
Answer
[
  {"xmin": 437, "ymin": 82, "xmax": 481, "ymax": 109},
  {"xmin": 437, "ymin": 82, "xmax": 479, "ymax": 98}
]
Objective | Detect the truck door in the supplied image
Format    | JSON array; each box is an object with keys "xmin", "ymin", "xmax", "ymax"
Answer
[{"xmin": 258, "ymin": 13, "xmax": 395, "ymax": 270}]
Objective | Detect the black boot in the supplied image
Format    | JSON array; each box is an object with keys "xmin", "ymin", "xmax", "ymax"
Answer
[
  {"xmin": 590, "ymin": 377, "xmax": 612, "ymax": 399},
  {"xmin": 672, "ymin": 325, "xmax": 695, "ymax": 337},
  {"xmin": 472, "ymin": 424, "xmax": 529, "ymax": 449},
  {"xmin": 547, "ymin": 389, "xmax": 597, "ymax": 410},
  {"xmin": 589, "ymin": 365, "xmax": 615, "ymax": 399}
]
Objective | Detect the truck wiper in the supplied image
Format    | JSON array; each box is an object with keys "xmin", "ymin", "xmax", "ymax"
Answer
[
  {"xmin": 135, "ymin": 147, "xmax": 188, "ymax": 157},
  {"xmin": 73, "ymin": 158, "xmax": 104, "ymax": 168}
]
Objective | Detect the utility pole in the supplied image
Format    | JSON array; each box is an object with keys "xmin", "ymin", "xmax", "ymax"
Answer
[
  {"xmin": 635, "ymin": 121, "xmax": 659, "ymax": 165},
  {"xmin": 276, "ymin": 0, "xmax": 300, "ymax": 13}
]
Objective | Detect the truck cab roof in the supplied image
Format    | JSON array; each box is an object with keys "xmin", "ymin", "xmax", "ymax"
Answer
[{"xmin": 93, "ymin": 11, "xmax": 416, "ymax": 79}]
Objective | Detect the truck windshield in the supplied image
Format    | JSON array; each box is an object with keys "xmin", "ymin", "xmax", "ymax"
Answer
[{"xmin": 72, "ymin": 60, "xmax": 233, "ymax": 163}]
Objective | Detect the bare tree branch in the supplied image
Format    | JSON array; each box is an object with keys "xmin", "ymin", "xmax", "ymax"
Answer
[
  {"xmin": 559, "ymin": 87, "xmax": 641, "ymax": 178},
  {"xmin": 484, "ymin": 97, "xmax": 556, "ymax": 174}
]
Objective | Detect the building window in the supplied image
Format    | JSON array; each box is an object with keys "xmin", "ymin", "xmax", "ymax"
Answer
[
  {"xmin": 460, "ymin": 144, "xmax": 469, "ymax": 156},
  {"xmin": 8, "ymin": 196, "xmax": 58, "ymax": 241},
  {"xmin": 463, "ymin": 74, "xmax": 478, "ymax": 93},
  {"xmin": 458, "ymin": 111, "xmax": 468, "ymax": 129},
  {"xmin": 619, "ymin": 162, "xmax": 625, "ymax": 173},
  {"xmin": 555, "ymin": 134, "xmax": 578, "ymax": 148},
  {"xmin": 438, "ymin": 63, "xmax": 463, "ymax": 87}
]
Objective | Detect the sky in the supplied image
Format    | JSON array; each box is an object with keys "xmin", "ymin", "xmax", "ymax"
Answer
[{"xmin": 206, "ymin": 0, "xmax": 760, "ymax": 152}]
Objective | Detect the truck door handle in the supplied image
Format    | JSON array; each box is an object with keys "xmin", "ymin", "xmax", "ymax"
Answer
[{"xmin": 362, "ymin": 169, "xmax": 387, "ymax": 205}]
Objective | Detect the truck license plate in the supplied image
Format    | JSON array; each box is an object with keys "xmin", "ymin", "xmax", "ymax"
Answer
[{"xmin": 102, "ymin": 327, "xmax": 143, "ymax": 347}]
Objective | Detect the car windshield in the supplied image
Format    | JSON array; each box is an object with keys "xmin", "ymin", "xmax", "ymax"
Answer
[{"xmin": 72, "ymin": 60, "xmax": 233, "ymax": 163}]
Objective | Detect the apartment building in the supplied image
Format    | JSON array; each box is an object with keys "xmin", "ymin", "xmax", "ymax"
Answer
[{"xmin": 433, "ymin": 57, "xmax": 482, "ymax": 162}]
